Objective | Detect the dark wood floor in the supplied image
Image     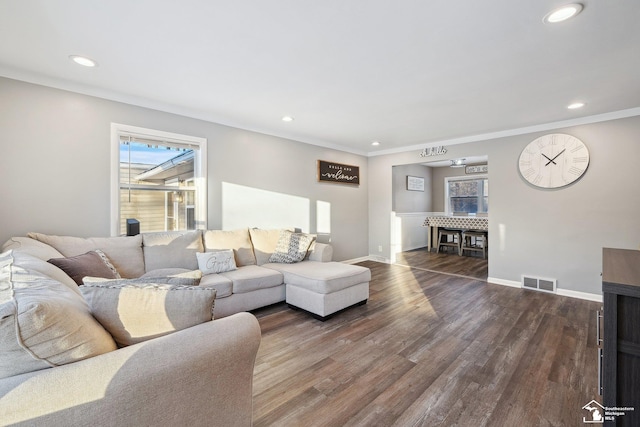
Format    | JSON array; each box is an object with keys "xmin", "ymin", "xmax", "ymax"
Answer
[
  {"xmin": 251, "ymin": 260, "xmax": 601, "ymax": 427},
  {"xmin": 395, "ymin": 247, "xmax": 488, "ymax": 280}
]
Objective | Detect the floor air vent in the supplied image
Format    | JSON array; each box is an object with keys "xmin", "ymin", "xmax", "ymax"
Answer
[{"xmin": 521, "ymin": 275, "xmax": 557, "ymax": 293}]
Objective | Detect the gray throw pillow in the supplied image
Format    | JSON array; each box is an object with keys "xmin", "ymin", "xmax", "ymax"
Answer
[
  {"xmin": 48, "ymin": 250, "xmax": 120, "ymax": 286},
  {"xmin": 268, "ymin": 230, "xmax": 315, "ymax": 264}
]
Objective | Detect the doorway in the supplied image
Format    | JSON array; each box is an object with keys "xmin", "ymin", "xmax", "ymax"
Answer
[{"xmin": 391, "ymin": 156, "xmax": 489, "ymax": 280}]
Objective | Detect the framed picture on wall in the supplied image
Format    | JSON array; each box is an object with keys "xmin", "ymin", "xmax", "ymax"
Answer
[{"xmin": 407, "ymin": 175, "xmax": 424, "ymax": 191}]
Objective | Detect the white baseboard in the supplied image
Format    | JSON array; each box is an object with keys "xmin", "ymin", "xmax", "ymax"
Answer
[
  {"xmin": 342, "ymin": 256, "xmax": 383, "ymax": 264},
  {"xmin": 365, "ymin": 255, "xmax": 391, "ymax": 264},
  {"xmin": 398, "ymin": 243, "xmax": 428, "ymax": 252},
  {"xmin": 488, "ymin": 276, "xmax": 603, "ymax": 302},
  {"xmin": 556, "ymin": 288, "xmax": 603, "ymax": 303},
  {"xmin": 487, "ymin": 277, "xmax": 521, "ymax": 288}
]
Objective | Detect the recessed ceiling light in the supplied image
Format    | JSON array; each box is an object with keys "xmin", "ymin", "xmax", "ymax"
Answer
[
  {"xmin": 281, "ymin": 116, "xmax": 294, "ymax": 122},
  {"xmin": 69, "ymin": 55, "xmax": 97, "ymax": 67},
  {"xmin": 544, "ymin": 3, "xmax": 583, "ymax": 23},
  {"xmin": 371, "ymin": 141, "xmax": 380, "ymax": 146},
  {"xmin": 567, "ymin": 102, "xmax": 586, "ymax": 109}
]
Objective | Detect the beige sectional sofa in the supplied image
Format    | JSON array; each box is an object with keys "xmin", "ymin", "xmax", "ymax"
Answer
[
  {"xmin": 0, "ymin": 311, "xmax": 261, "ymax": 426},
  {"xmin": 0, "ymin": 228, "xmax": 370, "ymax": 426},
  {"xmin": 4, "ymin": 228, "xmax": 370, "ymax": 319}
]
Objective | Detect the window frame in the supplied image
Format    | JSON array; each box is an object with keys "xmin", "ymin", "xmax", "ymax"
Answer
[
  {"xmin": 110, "ymin": 123, "xmax": 207, "ymax": 236},
  {"xmin": 444, "ymin": 174, "xmax": 488, "ymax": 215}
]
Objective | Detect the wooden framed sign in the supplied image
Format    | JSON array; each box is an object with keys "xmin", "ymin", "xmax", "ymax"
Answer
[{"xmin": 317, "ymin": 160, "xmax": 360, "ymax": 185}]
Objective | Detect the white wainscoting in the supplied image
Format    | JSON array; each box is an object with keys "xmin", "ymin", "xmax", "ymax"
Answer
[{"xmin": 390, "ymin": 212, "xmax": 445, "ymax": 263}]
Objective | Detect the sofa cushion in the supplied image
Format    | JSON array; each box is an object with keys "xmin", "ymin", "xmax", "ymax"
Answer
[
  {"xmin": 197, "ymin": 250, "xmax": 237, "ymax": 274},
  {"xmin": 263, "ymin": 261, "xmax": 371, "ymax": 294},
  {"xmin": 204, "ymin": 229, "xmax": 256, "ymax": 267},
  {"xmin": 80, "ymin": 283, "xmax": 217, "ymax": 347},
  {"xmin": 142, "ymin": 230, "xmax": 203, "ymax": 272},
  {"xmin": 248, "ymin": 228, "xmax": 283, "ymax": 265},
  {"xmin": 27, "ymin": 233, "xmax": 144, "ymax": 278},
  {"xmin": 219, "ymin": 265, "xmax": 283, "ymax": 294},
  {"xmin": 2, "ymin": 236, "xmax": 65, "ymax": 261},
  {"xmin": 83, "ymin": 269, "xmax": 203, "ymax": 287},
  {"xmin": 307, "ymin": 242, "xmax": 333, "ymax": 262},
  {"xmin": 9, "ymin": 251, "xmax": 79, "ymax": 293},
  {"xmin": 199, "ymin": 273, "xmax": 233, "ymax": 298},
  {"xmin": 268, "ymin": 230, "xmax": 315, "ymax": 264},
  {"xmin": 0, "ymin": 250, "xmax": 117, "ymax": 380},
  {"xmin": 140, "ymin": 267, "xmax": 191, "ymax": 277},
  {"xmin": 48, "ymin": 250, "xmax": 121, "ymax": 286},
  {"xmin": 139, "ymin": 268, "xmax": 203, "ymax": 286}
]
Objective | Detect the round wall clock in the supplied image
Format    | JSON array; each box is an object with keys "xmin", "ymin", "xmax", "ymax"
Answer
[{"xmin": 518, "ymin": 133, "xmax": 590, "ymax": 189}]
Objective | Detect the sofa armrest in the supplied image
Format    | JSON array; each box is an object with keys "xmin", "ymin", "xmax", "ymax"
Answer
[
  {"xmin": 308, "ymin": 242, "xmax": 333, "ymax": 262},
  {"xmin": 0, "ymin": 312, "xmax": 261, "ymax": 427}
]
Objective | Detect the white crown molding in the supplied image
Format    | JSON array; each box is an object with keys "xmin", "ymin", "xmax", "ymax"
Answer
[
  {"xmin": 368, "ymin": 107, "xmax": 640, "ymax": 157},
  {"xmin": 0, "ymin": 66, "xmax": 368, "ymax": 157},
  {"xmin": 2, "ymin": 65, "xmax": 638, "ymax": 160}
]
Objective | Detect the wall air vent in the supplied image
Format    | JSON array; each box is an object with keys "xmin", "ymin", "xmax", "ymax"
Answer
[{"xmin": 521, "ymin": 275, "xmax": 557, "ymax": 294}]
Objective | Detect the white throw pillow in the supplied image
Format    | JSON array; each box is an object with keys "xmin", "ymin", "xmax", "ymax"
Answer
[{"xmin": 196, "ymin": 250, "xmax": 237, "ymax": 274}]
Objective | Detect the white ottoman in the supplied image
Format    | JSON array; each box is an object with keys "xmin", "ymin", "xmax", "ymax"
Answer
[{"xmin": 263, "ymin": 261, "xmax": 371, "ymax": 320}]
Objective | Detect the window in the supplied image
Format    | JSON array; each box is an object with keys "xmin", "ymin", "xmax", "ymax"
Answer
[
  {"xmin": 445, "ymin": 176, "xmax": 488, "ymax": 214},
  {"xmin": 111, "ymin": 124, "xmax": 207, "ymax": 235}
]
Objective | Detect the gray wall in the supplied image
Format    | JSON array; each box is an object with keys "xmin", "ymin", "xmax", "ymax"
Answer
[
  {"xmin": 4, "ymin": 76, "xmax": 639, "ymax": 295},
  {"xmin": 0, "ymin": 78, "xmax": 368, "ymax": 261},
  {"xmin": 392, "ymin": 164, "xmax": 431, "ymax": 212},
  {"xmin": 369, "ymin": 115, "xmax": 640, "ymax": 295}
]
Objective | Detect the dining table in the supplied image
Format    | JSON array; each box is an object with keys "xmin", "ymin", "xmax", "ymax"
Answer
[{"xmin": 422, "ymin": 215, "xmax": 489, "ymax": 251}]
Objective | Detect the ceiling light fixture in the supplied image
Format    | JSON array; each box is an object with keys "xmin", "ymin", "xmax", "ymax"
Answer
[
  {"xmin": 567, "ymin": 102, "xmax": 586, "ymax": 109},
  {"xmin": 69, "ymin": 55, "xmax": 97, "ymax": 67},
  {"xmin": 281, "ymin": 116, "xmax": 294, "ymax": 122},
  {"xmin": 371, "ymin": 141, "xmax": 380, "ymax": 146},
  {"xmin": 450, "ymin": 159, "xmax": 466, "ymax": 168},
  {"xmin": 544, "ymin": 3, "xmax": 583, "ymax": 23}
]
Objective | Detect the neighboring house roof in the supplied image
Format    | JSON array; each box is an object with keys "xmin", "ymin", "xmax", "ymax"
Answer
[{"xmin": 134, "ymin": 150, "xmax": 194, "ymax": 182}]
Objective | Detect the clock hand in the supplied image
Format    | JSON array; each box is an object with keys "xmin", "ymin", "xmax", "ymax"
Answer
[
  {"xmin": 541, "ymin": 153, "xmax": 556, "ymax": 165},
  {"xmin": 545, "ymin": 149, "xmax": 566, "ymax": 166}
]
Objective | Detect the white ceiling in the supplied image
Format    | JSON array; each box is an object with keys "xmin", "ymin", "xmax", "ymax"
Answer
[{"xmin": 1, "ymin": 1, "xmax": 639, "ymax": 156}]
